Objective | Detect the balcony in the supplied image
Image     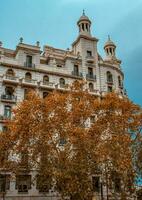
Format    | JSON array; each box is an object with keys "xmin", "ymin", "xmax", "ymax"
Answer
[
  {"xmin": 89, "ymin": 89, "xmax": 100, "ymax": 96},
  {"xmin": 71, "ymin": 71, "xmax": 83, "ymax": 78},
  {"xmin": 24, "ymin": 62, "xmax": 35, "ymax": 68},
  {"xmin": 107, "ymin": 80, "xmax": 113, "ymax": 85},
  {"xmin": 0, "ymin": 115, "xmax": 11, "ymax": 123},
  {"xmin": 56, "ymin": 84, "xmax": 69, "ymax": 91},
  {"xmin": 21, "ymin": 78, "xmax": 37, "ymax": 88},
  {"xmin": 118, "ymin": 84, "xmax": 123, "ymax": 89},
  {"xmin": 3, "ymin": 75, "xmax": 19, "ymax": 85},
  {"xmin": 1, "ymin": 94, "xmax": 17, "ymax": 103},
  {"xmin": 86, "ymin": 56, "xmax": 94, "ymax": 63},
  {"xmin": 39, "ymin": 81, "xmax": 55, "ymax": 90},
  {"xmin": 86, "ymin": 74, "xmax": 96, "ymax": 81}
]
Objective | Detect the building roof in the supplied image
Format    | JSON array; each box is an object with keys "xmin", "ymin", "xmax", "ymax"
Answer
[
  {"xmin": 104, "ymin": 36, "xmax": 116, "ymax": 48},
  {"xmin": 77, "ymin": 10, "xmax": 91, "ymax": 24}
]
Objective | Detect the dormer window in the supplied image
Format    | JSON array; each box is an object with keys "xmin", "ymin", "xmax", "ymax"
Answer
[
  {"xmin": 26, "ymin": 55, "xmax": 32, "ymax": 65},
  {"xmin": 87, "ymin": 50, "xmax": 92, "ymax": 57},
  {"xmin": 25, "ymin": 55, "xmax": 34, "ymax": 68}
]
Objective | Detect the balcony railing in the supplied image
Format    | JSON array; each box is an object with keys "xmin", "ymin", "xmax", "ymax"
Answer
[
  {"xmin": 23, "ymin": 78, "xmax": 36, "ymax": 84},
  {"xmin": 118, "ymin": 84, "xmax": 123, "ymax": 89},
  {"xmin": 4, "ymin": 75, "xmax": 17, "ymax": 80},
  {"xmin": 21, "ymin": 78, "xmax": 37, "ymax": 87},
  {"xmin": 55, "ymin": 84, "xmax": 69, "ymax": 90},
  {"xmin": 86, "ymin": 74, "xmax": 96, "ymax": 80},
  {"xmin": 39, "ymin": 81, "xmax": 55, "ymax": 89},
  {"xmin": 1, "ymin": 94, "xmax": 17, "ymax": 102},
  {"xmin": 3, "ymin": 75, "xmax": 19, "ymax": 84},
  {"xmin": 0, "ymin": 115, "xmax": 11, "ymax": 121},
  {"xmin": 107, "ymin": 80, "xmax": 113, "ymax": 84},
  {"xmin": 86, "ymin": 56, "xmax": 94, "ymax": 63},
  {"xmin": 72, "ymin": 71, "xmax": 83, "ymax": 78},
  {"xmin": 42, "ymin": 81, "xmax": 54, "ymax": 87},
  {"xmin": 24, "ymin": 62, "xmax": 35, "ymax": 68},
  {"xmin": 89, "ymin": 89, "xmax": 99, "ymax": 93}
]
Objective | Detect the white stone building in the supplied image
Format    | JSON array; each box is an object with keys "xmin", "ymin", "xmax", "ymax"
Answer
[{"xmin": 0, "ymin": 12, "xmax": 126, "ymax": 200}]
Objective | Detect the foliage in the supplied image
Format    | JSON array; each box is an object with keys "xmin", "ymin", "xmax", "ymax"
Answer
[{"xmin": 1, "ymin": 82, "xmax": 142, "ymax": 199}]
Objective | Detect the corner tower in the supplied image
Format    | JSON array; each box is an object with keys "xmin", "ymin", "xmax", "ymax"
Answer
[
  {"xmin": 72, "ymin": 11, "xmax": 100, "ymax": 93},
  {"xmin": 104, "ymin": 36, "xmax": 120, "ymax": 62}
]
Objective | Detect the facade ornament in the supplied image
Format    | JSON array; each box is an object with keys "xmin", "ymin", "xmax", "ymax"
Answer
[
  {"xmin": 0, "ymin": 41, "xmax": 3, "ymax": 47},
  {"xmin": 20, "ymin": 37, "xmax": 23, "ymax": 43},
  {"xmin": 36, "ymin": 41, "xmax": 40, "ymax": 47}
]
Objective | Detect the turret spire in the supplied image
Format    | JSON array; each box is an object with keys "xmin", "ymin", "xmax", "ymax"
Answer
[{"xmin": 83, "ymin": 9, "xmax": 85, "ymax": 16}]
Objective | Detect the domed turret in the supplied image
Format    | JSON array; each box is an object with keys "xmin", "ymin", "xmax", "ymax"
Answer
[
  {"xmin": 77, "ymin": 10, "xmax": 92, "ymax": 37},
  {"xmin": 104, "ymin": 36, "xmax": 116, "ymax": 58}
]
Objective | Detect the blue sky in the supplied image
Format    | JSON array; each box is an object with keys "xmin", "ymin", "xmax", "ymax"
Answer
[{"xmin": 0, "ymin": 0, "xmax": 142, "ymax": 106}]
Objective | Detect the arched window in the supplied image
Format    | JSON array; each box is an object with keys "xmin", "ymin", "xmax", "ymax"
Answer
[
  {"xmin": 43, "ymin": 75, "xmax": 49, "ymax": 85},
  {"xmin": 43, "ymin": 92, "xmax": 49, "ymax": 99},
  {"xmin": 108, "ymin": 86, "xmax": 113, "ymax": 93},
  {"xmin": 107, "ymin": 71, "xmax": 113, "ymax": 83},
  {"xmin": 6, "ymin": 69, "xmax": 15, "ymax": 77},
  {"xmin": 89, "ymin": 82, "xmax": 94, "ymax": 92},
  {"xmin": 59, "ymin": 78, "xmax": 65, "ymax": 88},
  {"xmin": 118, "ymin": 76, "xmax": 122, "ymax": 87},
  {"xmin": 25, "ymin": 72, "xmax": 32, "ymax": 81}
]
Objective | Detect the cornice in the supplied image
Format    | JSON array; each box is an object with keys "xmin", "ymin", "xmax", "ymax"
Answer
[
  {"xmin": 0, "ymin": 62, "xmax": 83, "ymax": 80},
  {"xmin": 99, "ymin": 63, "xmax": 124, "ymax": 77},
  {"xmin": 72, "ymin": 35, "xmax": 99, "ymax": 47}
]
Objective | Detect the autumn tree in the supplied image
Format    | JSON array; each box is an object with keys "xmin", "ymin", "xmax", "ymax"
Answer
[{"xmin": 1, "ymin": 82, "xmax": 142, "ymax": 200}]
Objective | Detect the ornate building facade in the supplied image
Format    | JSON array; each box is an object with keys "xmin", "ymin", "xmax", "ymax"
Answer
[{"xmin": 0, "ymin": 12, "xmax": 127, "ymax": 200}]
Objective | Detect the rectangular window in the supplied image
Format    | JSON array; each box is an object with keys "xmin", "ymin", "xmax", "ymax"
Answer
[
  {"xmin": 108, "ymin": 86, "xmax": 112, "ymax": 92},
  {"xmin": 43, "ymin": 92, "xmax": 49, "ymax": 99},
  {"xmin": 90, "ymin": 116, "xmax": 96, "ymax": 124},
  {"xmin": 114, "ymin": 178, "xmax": 121, "ymax": 192},
  {"xmin": 88, "ymin": 67, "xmax": 93, "ymax": 76},
  {"xmin": 74, "ymin": 65, "xmax": 79, "ymax": 76},
  {"xmin": 36, "ymin": 175, "xmax": 51, "ymax": 193},
  {"xmin": 0, "ymin": 175, "xmax": 10, "ymax": 192},
  {"xmin": 16, "ymin": 175, "xmax": 31, "ymax": 193},
  {"xmin": 2, "ymin": 126, "xmax": 8, "ymax": 132},
  {"xmin": 24, "ymin": 89, "xmax": 32, "ymax": 100},
  {"xmin": 4, "ymin": 105, "xmax": 11, "ymax": 119},
  {"xmin": 26, "ymin": 55, "xmax": 32, "ymax": 64},
  {"xmin": 25, "ymin": 55, "xmax": 33, "ymax": 68},
  {"xmin": 92, "ymin": 176, "xmax": 100, "ymax": 192},
  {"xmin": 87, "ymin": 50, "xmax": 92, "ymax": 57}
]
